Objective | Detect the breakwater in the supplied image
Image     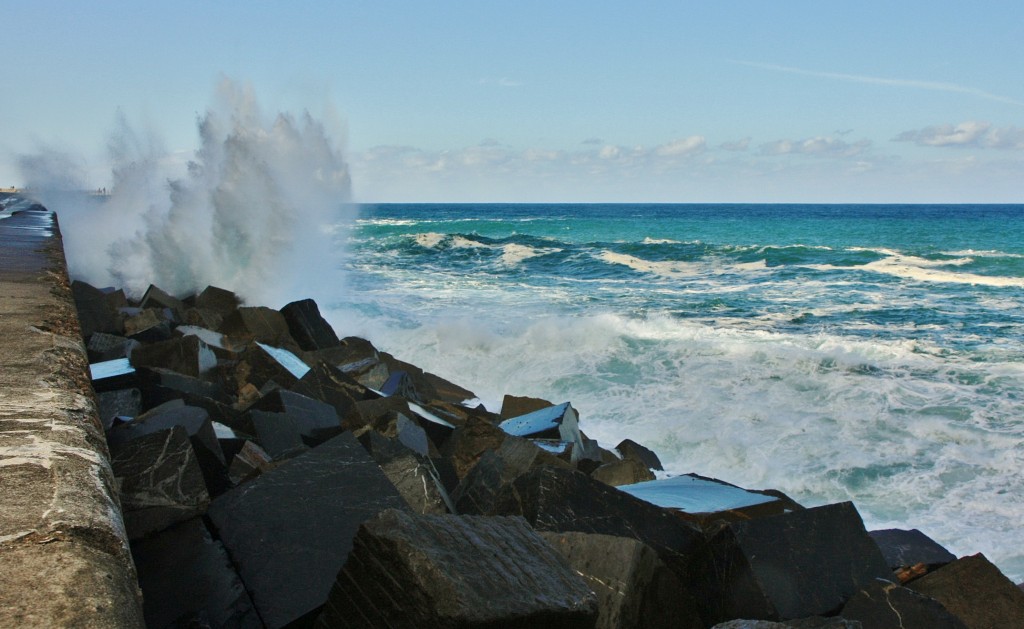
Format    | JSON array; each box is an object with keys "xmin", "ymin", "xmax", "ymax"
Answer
[
  {"xmin": 0, "ymin": 195, "xmax": 143, "ymax": 627},
  {"xmin": 4, "ymin": 194, "xmax": 1024, "ymax": 627}
]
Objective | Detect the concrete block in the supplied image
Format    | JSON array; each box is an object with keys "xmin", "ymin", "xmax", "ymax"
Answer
[
  {"xmin": 590, "ymin": 457, "xmax": 657, "ymax": 486},
  {"xmin": 710, "ymin": 501, "xmax": 891, "ymax": 621},
  {"xmin": 130, "ymin": 334, "xmax": 217, "ymax": 378},
  {"xmin": 207, "ymin": 432, "xmax": 407, "ymax": 628},
  {"xmin": 906, "ymin": 553, "xmax": 1024, "ymax": 628},
  {"xmin": 316, "ymin": 509, "xmax": 598, "ymax": 628},
  {"xmin": 541, "ymin": 530, "xmax": 702, "ymax": 629},
  {"xmin": 616, "ymin": 438, "xmax": 665, "ymax": 471},
  {"xmin": 131, "ymin": 518, "xmax": 259, "ymax": 629},
  {"xmin": 110, "ymin": 426, "xmax": 210, "ymax": 540},
  {"xmin": 841, "ymin": 579, "xmax": 967, "ymax": 628},
  {"xmin": 280, "ymin": 298, "xmax": 340, "ymax": 351},
  {"xmin": 869, "ymin": 528, "xmax": 957, "ymax": 571}
]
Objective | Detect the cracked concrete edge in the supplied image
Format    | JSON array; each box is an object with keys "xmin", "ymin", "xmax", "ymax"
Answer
[{"xmin": 0, "ymin": 206, "xmax": 144, "ymax": 628}]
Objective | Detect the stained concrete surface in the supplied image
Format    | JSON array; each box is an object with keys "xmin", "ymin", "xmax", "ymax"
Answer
[{"xmin": 0, "ymin": 200, "xmax": 143, "ymax": 627}]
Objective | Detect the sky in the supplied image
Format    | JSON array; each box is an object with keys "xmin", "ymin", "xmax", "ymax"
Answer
[{"xmin": 2, "ymin": 1, "xmax": 1023, "ymax": 203}]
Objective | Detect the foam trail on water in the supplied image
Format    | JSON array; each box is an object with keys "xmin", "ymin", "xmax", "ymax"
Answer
[{"xmin": 20, "ymin": 78, "xmax": 354, "ymax": 307}]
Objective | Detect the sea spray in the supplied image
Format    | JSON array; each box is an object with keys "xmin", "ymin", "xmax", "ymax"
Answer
[{"xmin": 20, "ymin": 78, "xmax": 355, "ymax": 308}]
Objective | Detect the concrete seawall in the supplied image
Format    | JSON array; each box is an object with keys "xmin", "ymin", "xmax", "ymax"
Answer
[{"xmin": 0, "ymin": 198, "xmax": 143, "ymax": 627}]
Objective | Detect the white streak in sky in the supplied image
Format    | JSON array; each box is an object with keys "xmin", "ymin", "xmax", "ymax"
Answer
[{"xmin": 733, "ymin": 60, "xmax": 1024, "ymax": 107}]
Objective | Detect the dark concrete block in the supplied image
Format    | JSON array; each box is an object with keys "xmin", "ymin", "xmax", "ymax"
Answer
[
  {"xmin": 245, "ymin": 394, "xmax": 343, "ymax": 460},
  {"xmin": 575, "ymin": 437, "xmax": 611, "ymax": 474},
  {"xmin": 359, "ymin": 431, "xmax": 452, "ymax": 514},
  {"xmin": 140, "ymin": 284, "xmax": 187, "ymax": 316},
  {"xmin": 107, "ymin": 403, "xmax": 229, "ymax": 496},
  {"xmin": 439, "ymin": 415, "xmax": 510, "ymax": 480},
  {"xmin": 616, "ymin": 438, "xmax": 665, "ymax": 471},
  {"xmin": 109, "ymin": 426, "xmax": 210, "ymax": 540},
  {"xmin": 96, "ymin": 388, "xmax": 142, "ymax": 431},
  {"xmin": 315, "ymin": 509, "xmax": 598, "ymax": 629},
  {"xmin": 353, "ymin": 395, "xmax": 414, "ymax": 431},
  {"xmin": 136, "ymin": 366, "xmax": 229, "ymax": 403},
  {"xmin": 235, "ymin": 342, "xmax": 310, "ymax": 392},
  {"xmin": 868, "ymin": 528, "xmax": 957, "ymax": 571},
  {"xmin": 72, "ymin": 279, "xmax": 123, "ymax": 337},
  {"xmin": 89, "ymin": 357, "xmax": 138, "ymax": 392},
  {"xmin": 906, "ymin": 553, "xmax": 1024, "ymax": 628},
  {"xmin": 248, "ymin": 389, "xmax": 343, "ymax": 447},
  {"xmin": 379, "ymin": 369, "xmax": 421, "ymax": 401},
  {"xmin": 841, "ymin": 579, "xmax": 967, "ymax": 629},
  {"xmin": 291, "ymin": 361, "xmax": 376, "ymax": 428},
  {"xmin": 710, "ymin": 501, "xmax": 892, "ymax": 621},
  {"xmin": 482, "ymin": 464, "xmax": 713, "ymax": 624},
  {"xmin": 86, "ymin": 332, "xmax": 140, "ymax": 362},
  {"xmin": 280, "ymin": 298, "xmax": 341, "ymax": 351},
  {"xmin": 228, "ymin": 440, "xmax": 275, "ymax": 485},
  {"xmin": 590, "ymin": 457, "xmax": 656, "ymax": 486},
  {"xmin": 207, "ymin": 432, "xmax": 407, "ymax": 629},
  {"xmin": 453, "ymin": 437, "xmax": 572, "ymax": 516},
  {"xmin": 541, "ymin": 531, "xmax": 702, "ymax": 629},
  {"xmin": 123, "ymin": 308, "xmax": 172, "ymax": 342},
  {"xmin": 247, "ymin": 410, "xmax": 309, "ymax": 460},
  {"xmin": 220, "ymin": 306, "xmax": 299, "ymax": 351},
  {"xmin": 131, "ymin": 518, "xmax": 258, "ymax": 629},
  {"xmin": 130, "ymin": 335, "xmax": 217, "ymax": 378},
  {"xmin": 499, "ymin": 393, "xmax": 554, "ymax": 420},
  {"xmin": 195, "ymin": 285, "xmax": 241, "ymax": 317}
]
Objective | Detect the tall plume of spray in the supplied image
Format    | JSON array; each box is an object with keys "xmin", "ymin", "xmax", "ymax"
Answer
[{"xmin": 21, "ymin": 78, "xmax": 354, "ymax": 308}]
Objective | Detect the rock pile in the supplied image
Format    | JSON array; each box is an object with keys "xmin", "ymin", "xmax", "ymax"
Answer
[{"xmin": 75, "ymin": 281, "xmax": 1024, "ymax": 628}]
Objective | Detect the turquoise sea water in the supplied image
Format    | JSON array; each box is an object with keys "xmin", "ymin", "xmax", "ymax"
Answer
[{"xmin": 331, "ymin": 203, "xmax": 1024, "ymax": 579}]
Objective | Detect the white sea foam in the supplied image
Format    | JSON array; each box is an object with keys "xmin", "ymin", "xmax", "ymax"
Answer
[
  {"xmin": 500, "ymin": 243, "xmax": 549, "ymax": 266},
  {"xmin": 414, "ymin": 232, "xmax": 446, "ymax": 248},
  {"xmin": 864, "ymin": 255, "xmax": 1024, "ymax": 287},
  {"xmin": 451, "ymin": 235, "xmax": 487, "ymax": 249},
  {"xmin": 358, "ymin": 218, "xmax": 419, "ymax": 226},
  {"xmin": 332, "ymin": 304, "xmax": 1024, "ymax": 580},
  {"xmin": 944, "ymin": 249, "xmax": 1024, "ymax": 259}
]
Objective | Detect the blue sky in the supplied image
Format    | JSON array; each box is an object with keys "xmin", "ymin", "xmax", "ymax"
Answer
[{"xmin": 3, "ymin": 1, "xmax": 1022, "ymax": 202}]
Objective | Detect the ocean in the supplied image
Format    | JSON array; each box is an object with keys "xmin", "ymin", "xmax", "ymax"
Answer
[{"xmin": 330, "ymin": 203, "xmax": 1024, "ymax": 580}]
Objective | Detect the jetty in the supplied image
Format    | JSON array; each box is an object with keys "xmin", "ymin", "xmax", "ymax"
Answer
[{"xmin": 2, "ymin": 193, "xmax": 1023, "ymax": 628}]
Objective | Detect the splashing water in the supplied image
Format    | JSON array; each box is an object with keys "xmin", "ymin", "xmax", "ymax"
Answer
[{"xmin": 20, "ymin": 78, "xmax": 355, "ymax": 307}]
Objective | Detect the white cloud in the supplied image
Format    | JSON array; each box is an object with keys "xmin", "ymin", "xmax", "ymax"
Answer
[
  {"xmin": 347, "ymin": 130, "xmax": 1024, "ymax": 203},
  {"xmin": 720, "ymin": 137, "xmax": 751, "ymax": 151},
  {"xmin": 759, "ymin": 136, "xmax": 871, "ymax": 158},
  {"xmin": 894, "ymin": 121, "xmax": 1024, "ymax": 149},
  {"xmin": 654, "ymin": 136, "xmax": 706, "ymax": 157}
]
